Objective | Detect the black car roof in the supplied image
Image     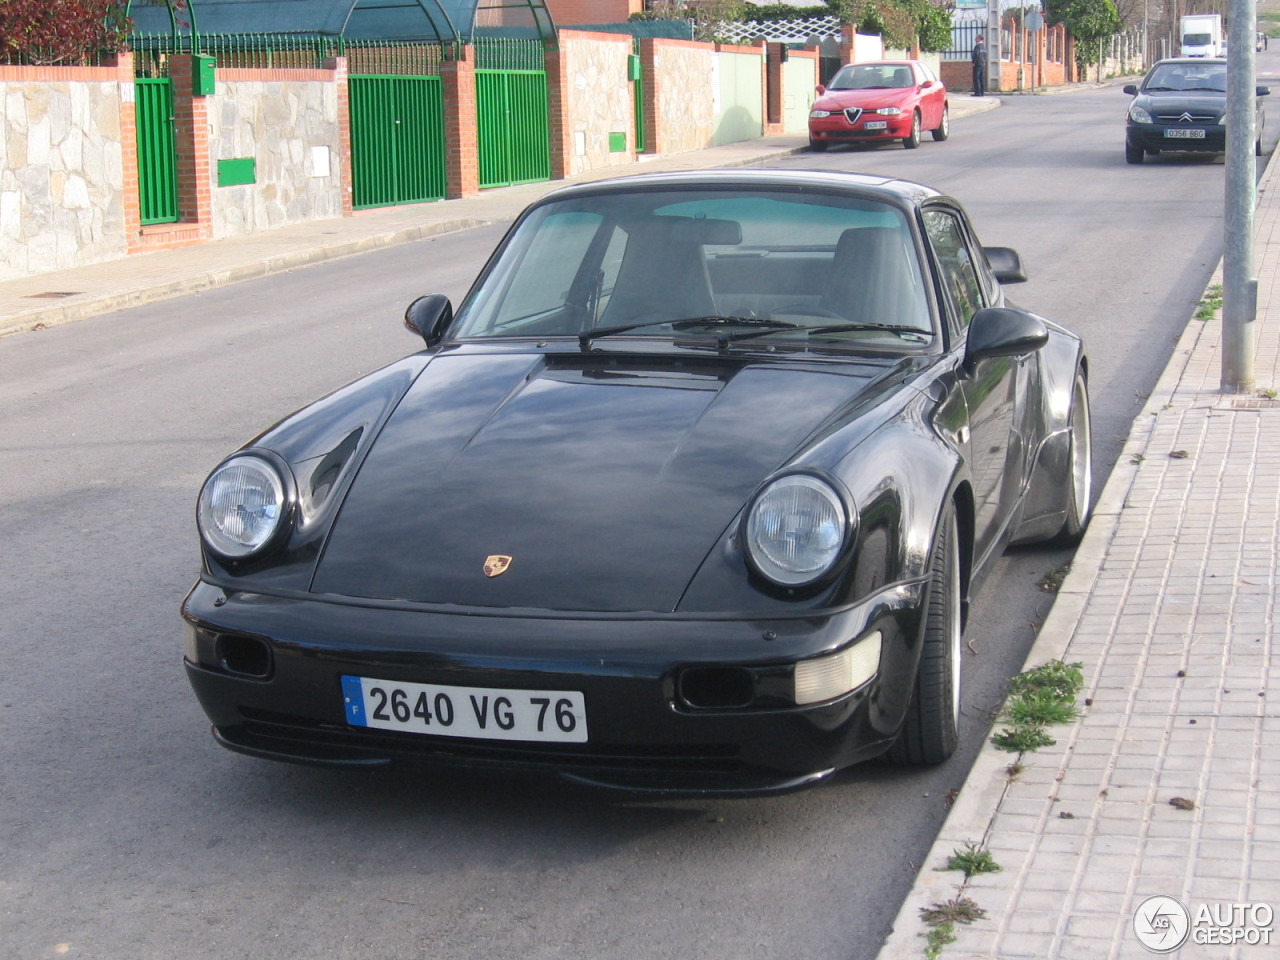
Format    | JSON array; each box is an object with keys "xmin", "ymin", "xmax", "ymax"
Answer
[{"xmin": 529, "ymin": 168, "xmax": 943, "ymax": 209}]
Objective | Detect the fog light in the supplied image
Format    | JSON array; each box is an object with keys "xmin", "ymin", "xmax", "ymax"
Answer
[{"xmin": 794, "ymin": 631, "xmax": 882, "ymax": 705}]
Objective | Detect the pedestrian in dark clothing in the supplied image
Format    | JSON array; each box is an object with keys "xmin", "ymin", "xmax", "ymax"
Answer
[{"xmin": 972, "ymin": 34, "xmax": 988, "ymax": 96}]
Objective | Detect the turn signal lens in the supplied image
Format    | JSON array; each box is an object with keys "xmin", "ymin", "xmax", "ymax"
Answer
[{"xmin": 794, "ymin": 632, "xmax": 882, "ymax": 705}]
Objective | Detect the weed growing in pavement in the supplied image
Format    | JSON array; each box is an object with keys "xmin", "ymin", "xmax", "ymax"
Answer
[
  {"xmin": 945, "ymin": 843, "xmax": 1002, "ymax": 878},
  {"xmin": 990, "ymin": 660, "xmax": 1084, "ymax": 753},
  {"xmin": 1036, "ymin": 563, "xmax": 1070, "ymax": 593},
  {"xmin": 1195, "ymin": 284, "xmax": 1224, "ymax": 321},
  {"xmin": 923, "ymin": 923, "xmax": 957, "ymax": 959},
  {"xmin": 1260, "ymin": 388, "xmax": 1279, "ymax": 400},
  {"xmin": 920, "ymin": 897, "xmax": 988, "ymax": 926}
]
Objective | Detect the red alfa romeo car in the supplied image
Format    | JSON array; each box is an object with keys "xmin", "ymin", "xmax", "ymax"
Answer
[{"xmin": 809, "ymin": 60, "xmax": 950, "ymax": 151}]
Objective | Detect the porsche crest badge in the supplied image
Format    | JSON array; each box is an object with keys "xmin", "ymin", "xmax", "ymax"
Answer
[{"xmin": 483, "ymin": 555, "xmax": 513, "ymax": 578}]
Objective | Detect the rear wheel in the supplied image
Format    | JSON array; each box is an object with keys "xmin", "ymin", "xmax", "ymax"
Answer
[
  {"xmin": 903, "ymin": 111, "xmax": 921, "ymax": 149},
  {"xmin": 887, "ymin": 502, "xmax": 961, "ymax": 765},
  {"xmin": 931, "ymin": 106, "xmax": 950, "ymax": 141},
  {"xmin": 1125, "ymin": 140, "xmax": 1144, "ymax": 164},
  {"xmin": 1054, "ymin": 371, "xmax": 1093, "ymax": 544}
]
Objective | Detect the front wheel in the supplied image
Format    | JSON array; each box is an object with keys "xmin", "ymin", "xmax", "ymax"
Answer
[
  {"xmin": 903, "ymin": 111, "xmax": 921, "ymax": 149},
  {"xmin": 1125, "ymin": 140, "xmax": 1144, "ymax": 164},
  {"xmin": 809, "ymin": 138, "xmax": 828, "ymax": 152},
  {"xmin": 1054, "ymin": 371, "xmax": 1093, "ymax": 544},
  {"xmin": 887, "ymin": 503, "xmax": 961, "ymax": 765},
  {"xmin": 931, "ymin": 106, "xmax": 950, "ymax": 142}
]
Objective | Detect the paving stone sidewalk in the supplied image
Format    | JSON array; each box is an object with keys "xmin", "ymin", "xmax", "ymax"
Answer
[{"xmin": 877, "ymin": 159, "xmax": 1280, "ymax": 959}]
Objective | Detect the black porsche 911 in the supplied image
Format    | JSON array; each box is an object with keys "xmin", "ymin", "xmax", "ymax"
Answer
[{"xmin": 183, "ymin": 169, "xmax": 1091, "ymax": 796}]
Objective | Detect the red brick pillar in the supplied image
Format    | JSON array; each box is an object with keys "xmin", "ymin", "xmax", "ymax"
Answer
[
  {"xmin": 112, "ymin": 52, "xmax": 144, "ymax": 252},
  {"xmin": 639, "ymin": 38, "xmax": 660, "ymax": 156},
  {"xmin": 442, "ymin": 47, "xmax": 480, "ymax": 198},
  {"xmin": 169, "ymin": 54, "xmax": 213, "ymax": 232},
  {"xmin": 765, "ymin": 43, "xmax": 784, "ymax": 131},
  {"xmin": 545, "ymin": 40, "xmax": 572, "ymax": 180},
  {"xmin": 329, "ymin": 56, "xmax": 354, "ymax": 216},
  {"xmin": 840, "ymin": 23, "xmax": 855, "ymax": 66}
]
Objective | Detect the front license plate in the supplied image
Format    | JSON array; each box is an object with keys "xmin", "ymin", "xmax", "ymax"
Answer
[
  {"xmin": 1165, "ymin": 128, "xmax": 1206, "ymax": 139},
  {"xmin": 865, "ymin": 120, "xmax": 888, "ymax": 130},
  {"xmin": 341, "ymin": 675, "xmax": 588, "ymax": 743}
]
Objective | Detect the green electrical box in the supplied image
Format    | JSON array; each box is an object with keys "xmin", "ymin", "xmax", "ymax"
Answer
[
  {"xmin": 192, "ymin": 54, "xmax": 216, "ymax": 96},
  {"xmin": 627, "ymin": 54, "xmax": 642, "ymax": 82},
  {"xmin": 608, "ymin": 132, "xmax": 627, "ymax": 153},
  {"xmin": 218, "ymin": 158, "xmax": 256, "ymax": 187}
]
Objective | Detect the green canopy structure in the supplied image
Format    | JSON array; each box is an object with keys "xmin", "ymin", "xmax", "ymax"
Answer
[{"xmin": 125, "ymin": 0, "xmax": 557, "ymax": 44}]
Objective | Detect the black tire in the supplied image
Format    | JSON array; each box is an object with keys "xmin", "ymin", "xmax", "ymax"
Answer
[
  {"xmin": 1257, "ymin": 137, "xmax": 1264, "ymax": 157},
  {"xmin": 903, "ymin": 111, "xmax": 921, "ymax": 149},
  {"xmin": 1125, "ymin": 140, "xmax": 1144, "ymax": 164},
  {"xmin": 887, "ymin": 503, "xmax": 961, "ymax": 765},
  {"xmin": 809, "ymin": 138, "xmax": 828, "ymax": 152},
  {"xmin": 1054, "ymin": 371, "xmax": 1093, "ymax": 544},
  {"xmin": 931, "ymin": 106, "xmax": 950, "ymax": 142}
]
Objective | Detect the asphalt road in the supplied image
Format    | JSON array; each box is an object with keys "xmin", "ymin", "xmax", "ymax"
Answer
[{"xmin": 1, "ymin": 71, "xmax": 1273, "ymax": 960}]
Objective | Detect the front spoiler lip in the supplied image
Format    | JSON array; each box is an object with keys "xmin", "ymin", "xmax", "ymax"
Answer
[{"xmin": 208, "ymin": 719, "xmax": 854, "ymax": 798}]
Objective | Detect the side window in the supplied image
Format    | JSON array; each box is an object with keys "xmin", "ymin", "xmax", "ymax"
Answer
[{"xmin": 922, "ymin": 208, "xmax": 986, "ymax": 334}]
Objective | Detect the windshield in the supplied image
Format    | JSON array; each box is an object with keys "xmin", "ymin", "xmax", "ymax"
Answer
[
  {"xmin": 1145, "ymin": 63, "xmax": 1226, "ymax": 92},
  {"xmin": 451, "ymin": 189, "xmax": 933, "ymax": 348},
  {"xmin": 828, "ymin": 63, "xmax": 916, "ymax": 90}
]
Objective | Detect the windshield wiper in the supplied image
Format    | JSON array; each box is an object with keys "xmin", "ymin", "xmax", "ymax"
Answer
[
  {"xmin": 805, "ymin": 322, "xmax": 933, "ymax": 341},
  {"xmin": 578, "ymin": 316, "xmax": 799, "ymax": 350}
]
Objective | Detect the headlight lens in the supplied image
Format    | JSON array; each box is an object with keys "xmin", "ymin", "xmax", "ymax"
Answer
[
  {"xmin": 1129, "ymin": 103, "xmax": 1153, "ymax": 124},
  {"xmin": 198, "ymin": 455, "xmax": 288, "ymax": 559},
  {"xmin": 745, "ymin": 475, "xmax": 849, "ymax": 586},
  {"xmin": 810, "ymin": 109, "xmax": 832, "ymax": 118},
  {"xmin": 875, "ymin": 107, "xmax": 902, "ymax": 116}
]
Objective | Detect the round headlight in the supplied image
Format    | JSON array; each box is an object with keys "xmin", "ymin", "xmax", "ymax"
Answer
[
  {"xmin": 745, "ymin": 475, "xmax": 849, "ymax": 587},
  {"xmin": 198, "ymin": 455, "xmax": 288, "ymax": 559}
]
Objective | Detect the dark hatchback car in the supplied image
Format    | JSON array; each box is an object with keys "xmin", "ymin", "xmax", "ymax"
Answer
[
  {"xmin": 1124, "ymin": 57, "xmax": 1269, "ymax": 163},
  {"xmin": 183, "ymin": 170, "xmax": 1092, "ymax": 796}
]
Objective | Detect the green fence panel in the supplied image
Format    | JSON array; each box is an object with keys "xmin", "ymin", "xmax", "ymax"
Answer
[
  {"xmin": 349, "ymin": 75, "xmax": 446, "ymax": 209},
  {"xmin": 134, "ymin": 78, "xmax": 179, "ymax": 225}
]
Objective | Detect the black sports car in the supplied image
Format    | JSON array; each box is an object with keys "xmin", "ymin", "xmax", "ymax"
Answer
[
  {"xmin": 1124, "ymin": 57, "xmax": 1269, "ymax": 164},
  {"xmin": 183, "ymin": 169, "xmax": 1091, "ymax": 796}
]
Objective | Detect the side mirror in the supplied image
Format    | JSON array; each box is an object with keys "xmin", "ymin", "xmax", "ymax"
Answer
[
  {"xmin": 403, "ymin": 294, "xmax": 454, "ymax": 345},
  {"xmin": 983, "ymin": 246, "xmax": 1028, "ymax": 284},
  {"xmin": 1123, "ymin": 84, "xmax": 1139, "ymax": 95},
  {"xmin": 816, "ymin": 84, "xmax": 827, "ymax": 95},
  {"xmin": 920, "ymin": 80, "xmax": 935, "ymax": 89},
  {"xmin": 964, "ymin": 307, "xmax": 1048, "ymax": 369},
  {"xmin": 1258, "ymin": 86, "xmax": 1271, "ymax": 96}
]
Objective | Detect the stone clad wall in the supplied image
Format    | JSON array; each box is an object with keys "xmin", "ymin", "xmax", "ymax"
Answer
[
  {"xmin": 0, "ymin": 69, "xmax": 127, "ymax": 282},
  {"xmin": 559, "ymin": 30, "xmax": 634, "ymax": 176},
  {"xmin": 209, "ymin": 74, "xmax": 344, "ymax": 239},
  {"xmin": 649, "ymin": 40, "xmax": 717, "ymax": 155}
]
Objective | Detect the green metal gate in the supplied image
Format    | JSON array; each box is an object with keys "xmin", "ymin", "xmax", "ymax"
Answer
[
  {"xmin": 347, "ymin": 41, "xmax": 448, "ymax": 209},
  {"xmin": 349, "ymin": 76, "xmax": 446, "ymax": 209},
  {"xmin": 475, "ymin": 38, "xmax": 550, "ymax": 189},
  {"xmin": 134, "ymin": 77, "xmax": 179, "ymax": 225}
]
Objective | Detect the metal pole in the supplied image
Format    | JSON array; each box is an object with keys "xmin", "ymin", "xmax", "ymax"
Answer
[{"xmin": 1223, "ymin": 0, "xmax": 1257, "ymax": 392}]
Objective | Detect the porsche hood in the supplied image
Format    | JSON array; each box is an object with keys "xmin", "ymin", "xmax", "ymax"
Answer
[{"xmin": 310, "ymin": 350, "xmax": 901, "ymax": 612}]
